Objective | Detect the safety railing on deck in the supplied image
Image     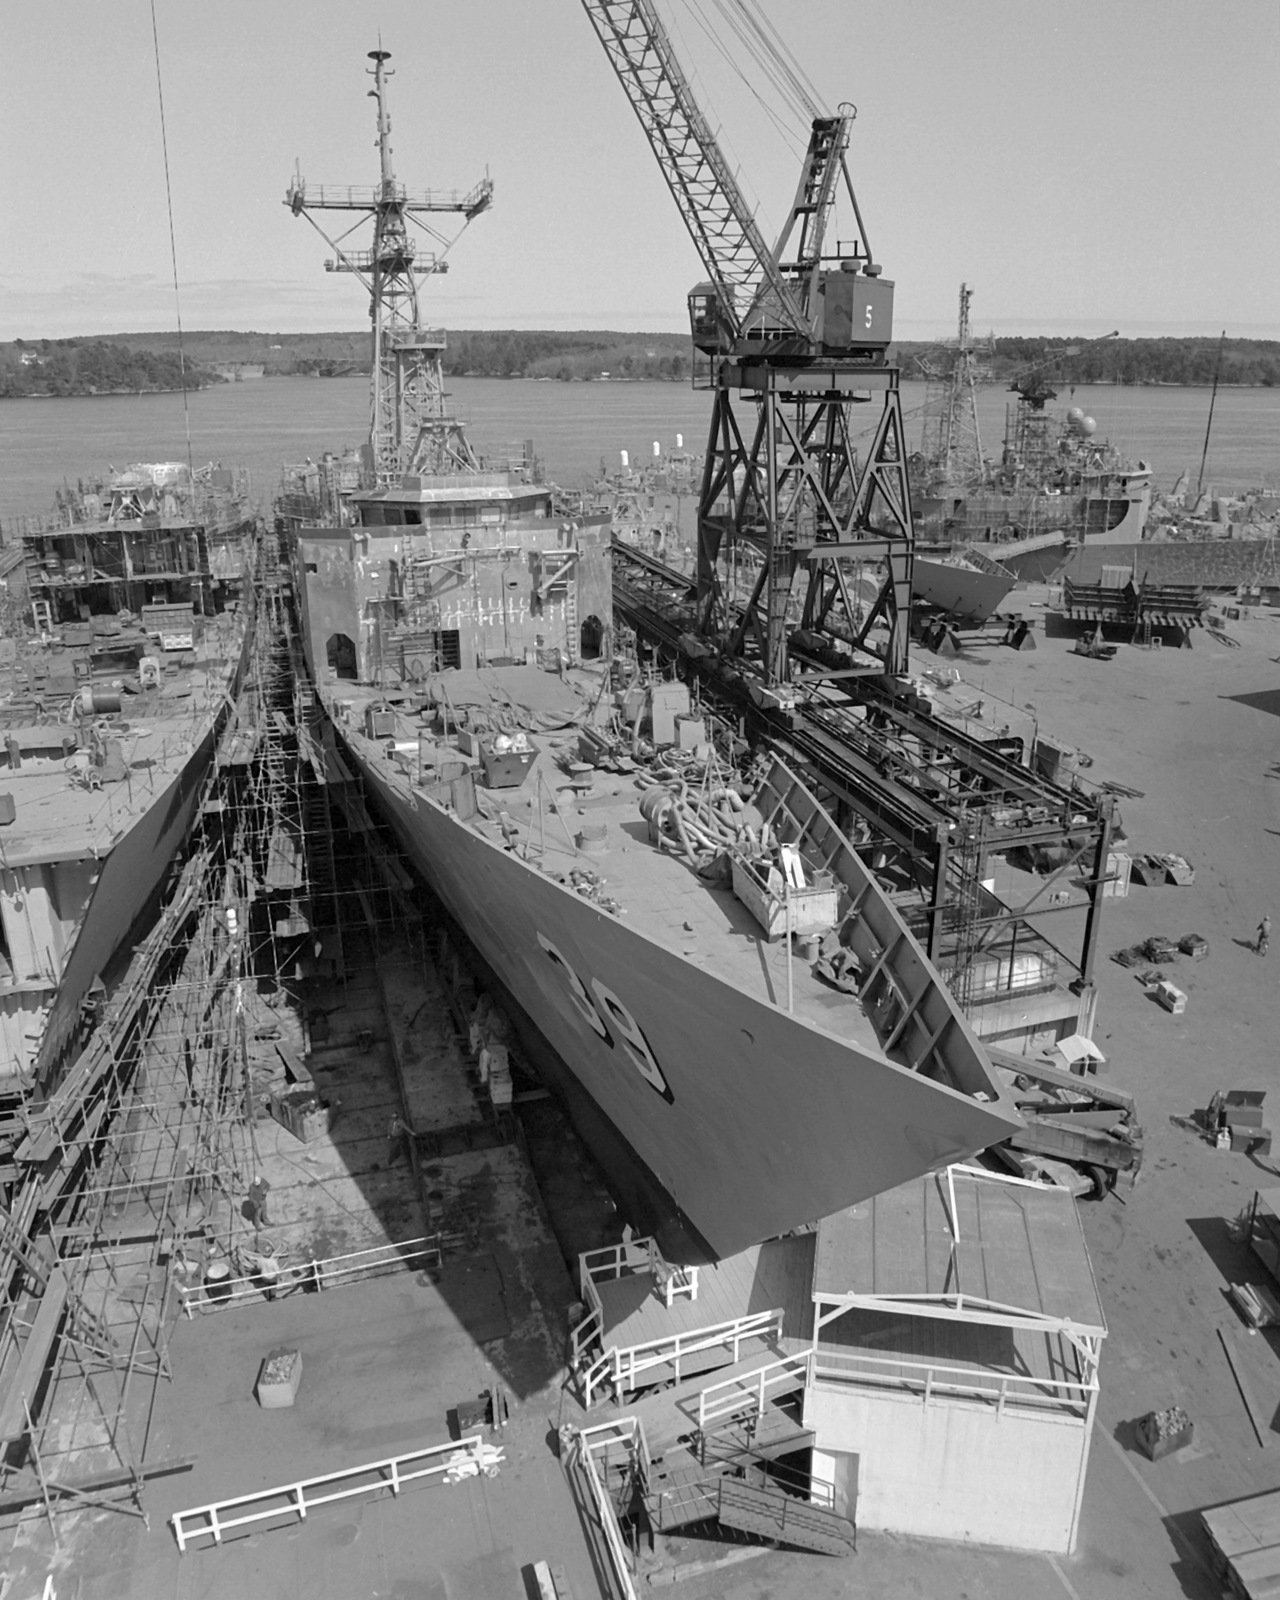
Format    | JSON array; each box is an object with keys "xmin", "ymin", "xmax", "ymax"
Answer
[
  {"xmin": 172, "ymin": 1431, "xmax": 493, "ymax": 1552},
  {"xmin": 566, "ymin": 1420, "xmax": 647, "ymax": 1600},
  {"xmin": 579, "ymin": 1236, "xmax": 698, "ymax": 1311},
  {"xmin": 176, "ymin": 1233, "xmax": 462, "ymax": 1317},
  {"xmin": 580, "ymin": 1309, "xmax": 783, "ymax": 1409},
  {"xmin": 697, "ymin": 1351, "xmax": 810, "ymax": 1429},
  {"xmin": 811, "ymin": 1346, "xmax": 1096, "ymax": 1418},
  {"xmin": 695, "ymin": 1344, "xmax": 1095, "ymax": 1427}
]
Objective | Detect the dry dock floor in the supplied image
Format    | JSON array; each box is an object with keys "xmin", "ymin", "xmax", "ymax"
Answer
[
  {"xmin": 6, "ymin": 596, "xmax": 1280, "ymax": 1598},
  {"xmin": 0, "ymin": 928, "xmax": 598, "ymax": 1600}
]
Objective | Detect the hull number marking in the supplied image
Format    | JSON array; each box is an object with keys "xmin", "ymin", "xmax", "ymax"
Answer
[{"xmin": 537, "ymin": 933, "xmax": 673, "ymax": 1102}]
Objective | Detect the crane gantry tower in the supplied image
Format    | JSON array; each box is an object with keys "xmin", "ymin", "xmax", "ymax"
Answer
[
  {"xmin": 582, "ymin": 0, "xmax": 914, "ymax": 684},
  {"xmin": 286, "ymin": 49, "xmax": 493, "ymax": 487}
]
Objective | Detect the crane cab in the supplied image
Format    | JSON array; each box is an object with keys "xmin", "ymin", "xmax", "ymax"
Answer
[
  {"xmin": 817, "ymin": 267, "xmax": 894, "ymax": 355},
  {"xmin": 688, "ymin": 281, "xmax": 732, "ymax": 356}
]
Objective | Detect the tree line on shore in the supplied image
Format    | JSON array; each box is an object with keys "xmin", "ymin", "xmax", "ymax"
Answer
[
  {"xmin": 2, "ymin": 329, "xmax": 1277, "ymax": 396},
  {"xmin": 0, "ymin": 338, "xmax": 219, "ymax": 397},
  {"xmin": 955, "ymin": 335, "xmax": 1280, "ymax": 389}
]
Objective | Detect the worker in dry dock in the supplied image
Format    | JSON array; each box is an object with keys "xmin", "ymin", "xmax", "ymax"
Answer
[
  {"xmin": 244, "ymin": 1176, "xmax": 272, "ymax": 1230},
  {"xmin": 1258, "ymin": 915, "xmax": 1272, "ymax": 957}
]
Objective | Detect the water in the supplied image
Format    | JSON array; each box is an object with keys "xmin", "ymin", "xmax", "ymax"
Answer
[{"xmin": 1, "ymin": 374, "xmax": 1276, "ymax": 523}]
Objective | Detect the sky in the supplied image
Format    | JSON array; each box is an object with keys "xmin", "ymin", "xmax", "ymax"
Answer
[{"xmin": 3, "ymin": 0, "xmax": 1279, "ymax": 344}]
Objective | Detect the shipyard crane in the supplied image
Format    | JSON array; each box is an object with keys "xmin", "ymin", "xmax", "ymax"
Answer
[
  {"xmin": 285, "ymin": 50, "xmax": 493, "ymax": 486},
  {"xmin": 1007, "ymin": 329, "xmax": 1120, "ymax": 413},
  {"xmin": 999, "ymin": 329, "xmax": 1120, "ymax": 492},
  {"xmin": 580, "ymin": 0, "xmax": 913, "ymax": 685}
]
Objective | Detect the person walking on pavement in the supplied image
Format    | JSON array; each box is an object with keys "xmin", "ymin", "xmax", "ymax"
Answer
[{"xmin": 1257, "ymin": 914, "xmax": 1271, "ymax": 957}]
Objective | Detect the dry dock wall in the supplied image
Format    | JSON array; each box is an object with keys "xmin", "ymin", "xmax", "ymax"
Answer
[{"xmin": 806, "ymin": 1384, "xmax": 1088, "ymax": 1554}]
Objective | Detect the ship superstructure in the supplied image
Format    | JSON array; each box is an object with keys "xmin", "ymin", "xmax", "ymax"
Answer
[{"xmin": 283, "ymin": 51, "xmax": 608, "ymax": 678}]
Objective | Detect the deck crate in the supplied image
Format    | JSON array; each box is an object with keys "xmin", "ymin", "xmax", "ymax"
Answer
[
  {"xmin": 731, "ymin": 856, "xmax": 838, "ymax": 941},
  {"xmin": 257, "ymin": 1347, "xmax": 302, "ymax": 1408}
]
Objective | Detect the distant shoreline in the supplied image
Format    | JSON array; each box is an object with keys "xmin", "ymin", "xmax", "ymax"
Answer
[
  {"xmin": 3, "ymin": 372, "xmax": 1277, "ymax": 399},
  {"xmin": 6, "ymin": 329, "xmax": 1278, "ymax": 392}
]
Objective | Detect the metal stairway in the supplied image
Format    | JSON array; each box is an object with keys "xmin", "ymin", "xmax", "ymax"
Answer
[
  {"xmin": 714, "ymin": 1474, "xmax": 855, "ymax": 1556},
  {"xmin": 643, "ymin": 1457, "xmax": 855, "ymax": 1555},
  {"xmin": 638, "ymin": 1381, "xmax": 854, "ymax": 1556},
  {"xmin": 696, "ymin": 1387, "xmax": 814, "ymax": 1470}
]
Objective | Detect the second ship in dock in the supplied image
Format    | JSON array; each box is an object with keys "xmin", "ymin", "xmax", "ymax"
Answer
[
  {"xmin": 0, "ymin": 464, "xmax": 256, "ymax": 1089},
  {"xmin": 280, "ymin": 50, "xmax": 1020, "ymax": 1264}
]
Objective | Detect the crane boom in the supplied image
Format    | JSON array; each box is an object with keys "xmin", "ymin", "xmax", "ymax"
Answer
[{"xmin": 579, "ymin": 0, "xmax": 805, "ymax": 345}]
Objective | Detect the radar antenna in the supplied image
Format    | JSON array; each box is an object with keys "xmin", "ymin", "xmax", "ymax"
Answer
[{"xmin": 286, "ymin": 50, "xmax": 493, "ymax": 485}]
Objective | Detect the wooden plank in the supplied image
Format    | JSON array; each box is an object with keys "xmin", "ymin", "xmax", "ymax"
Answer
[
  {"xmin": 1235, "ymin": 1501, "xmax": 1280, "ymax": 1553},
  {"xmin": 1235, "ymin": 1546, "xmax": 1280, "ymax": 1583},
  {"xmin": 1206, "ymin": 1493, "xmax": 1280, "ymax": 1559},
  {"xmin": 1232, "ymin": 1547, "xmax": 1280, "ymax": 1598},
  {"xmin": 1220, "ymin": 1326, "xmax": 1272, "ymax": 1449}
]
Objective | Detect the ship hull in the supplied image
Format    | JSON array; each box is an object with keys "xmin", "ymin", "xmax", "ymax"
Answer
[
  {"xmin": 912, "ymin": 557, "xmax": 1016, "ymax": 623},
  {"xmin": 319, "ymin": 711, "xmax": 1018, "ymax": 1263}
]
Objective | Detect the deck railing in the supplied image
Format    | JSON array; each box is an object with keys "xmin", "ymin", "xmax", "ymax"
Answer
[
  {"xmin": 579, "ymin": 1236, "xmax": 699, "ymax": 1314},
  {"xmin": 694, "ymin": 1344, "xmax": 1096, "ymax": 1428},
  {"xmin": 176, "ymin": 1233, "xmax": 461, "ymax": 1317},
  {"xmin": 580, "ymin": 1308, "xmax": 783, "ymax": 1409},
  {"xmin": 697, "ymin": 1351, "xmax": 811, "ymax": 1429},
  {"xmin": 809, "ymin": 1346, "xmax": 1096, "ymax": 1419},
  {"xmin": 172, "ymin": 1431, "xmax": 494, "ymax": 1552},
  {"xmin": 566, "ymin": 1419, "xmax": 648, "ymax": 1600}
]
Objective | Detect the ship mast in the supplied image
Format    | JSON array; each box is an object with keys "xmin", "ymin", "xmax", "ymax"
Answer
[{"xmin": 286, "ymin": 49, "xmax": 494, "ymax": 486}]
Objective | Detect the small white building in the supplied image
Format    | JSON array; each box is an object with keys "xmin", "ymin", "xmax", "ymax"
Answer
[{"xmin": 804, "ymin": 1166, "xmax": 1105, "ymax": 1554}]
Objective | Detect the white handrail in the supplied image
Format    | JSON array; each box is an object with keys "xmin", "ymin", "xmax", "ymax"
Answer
[
  {"xmin": 571, "ymin": 1423, "xmax": 644, "ymax": 1600},
  {"xmin": 178, "ymin": 1233, "xmax": 458, "ymax": 1316},
  {"xmin": 810, "ymin": 1348, "xmax": 1097, "ymax": 1413},
  {"xmin": 172, "ymin": 1432, "xmax": 492, "ymax": 1552},
  {"xmin": 581, "ymin": 1309, "xmax": 783, "ymax": 1410},
  {"xmin": 695, "ymin": 1343, "xmax": 1097, "ymax": 1429},
  {"xmin": 617, "ymin": 1308, "xmax": 780, "ymax": 1367},
  {"xmin": 697, "ymin": 1352, "xmax": 811, "ymax": 1428}
]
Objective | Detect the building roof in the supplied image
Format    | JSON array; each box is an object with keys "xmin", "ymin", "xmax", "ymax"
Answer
[{"xmin": 813, "ymin": 1166, "xmax": 1106, "ymax": 1336}]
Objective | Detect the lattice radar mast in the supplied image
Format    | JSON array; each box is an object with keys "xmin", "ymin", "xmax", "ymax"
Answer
[
  {"xmin": 580, "ymin": 0, "xmax": 914, "ymax": 683},
  {"xmin": 286, "ymin": 49, "xmax": 493, "ymax": 486}
]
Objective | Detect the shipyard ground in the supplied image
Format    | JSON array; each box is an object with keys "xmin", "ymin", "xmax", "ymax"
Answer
[{"xmin": 4, "ymin": 596, "xmax": 1280, "ymax": 1598}]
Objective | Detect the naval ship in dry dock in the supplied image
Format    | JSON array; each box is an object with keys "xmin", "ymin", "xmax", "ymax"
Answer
[
  {"xmin": 280, "ymin": 51, "xmax": 1020, "ymax": 1264},
  {"xmin": 0, "ymin": 463, "xmax": 255, "ymax": 1088}
]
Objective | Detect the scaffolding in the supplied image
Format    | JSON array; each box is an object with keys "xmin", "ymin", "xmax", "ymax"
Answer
[
  {"xmin": 0, "ymin": 517, "xmax": 537, "ymax": 1547},
  {"xmin": 0, "ymin": 531, "xmax": 321, "ymax": 1537}
]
